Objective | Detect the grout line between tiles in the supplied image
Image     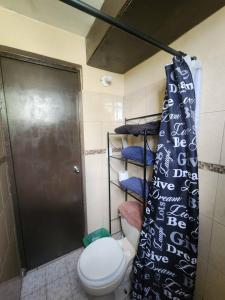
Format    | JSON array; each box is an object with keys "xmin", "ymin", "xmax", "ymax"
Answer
[
  {"xmin": 21, "ymin": 249, "xmax": 83, "ymax": 299},
  {"xmin": 213, "ymin": 218, "xmax": 225, "ymax": 229},
  {"xmin": 201, "ymin": 171, "xmax": 220, "ymax": 300},
  {"xmin": 200, "ymin": 109, "xmax": 225, "ymax": 115},
  {"xmin": 218, "ymin": 118, "xmax": 225, "ymax": 165}
]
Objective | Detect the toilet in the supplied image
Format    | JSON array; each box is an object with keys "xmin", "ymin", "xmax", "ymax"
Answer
[{"xmin": 77, "ymin": 217, "xmax": 140, "ymax": 297}]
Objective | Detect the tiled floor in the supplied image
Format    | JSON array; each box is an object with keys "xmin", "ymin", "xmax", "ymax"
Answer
[
  {"xmin": 20, "ymin": 248, "xmax": 88, "ymax": 300},
  {"xmin": 20, "ymin": 247, "xmax": 131, "ymax": 300}
]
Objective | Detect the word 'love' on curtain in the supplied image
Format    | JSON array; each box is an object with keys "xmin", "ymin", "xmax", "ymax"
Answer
[{"xmin": 131, "ymin": 56, "xmax": 200, "ymax": 300}]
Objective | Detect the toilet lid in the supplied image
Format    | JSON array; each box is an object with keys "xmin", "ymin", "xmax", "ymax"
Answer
[{"xmin": 79, "ymin": 237, "xmax": 125, "ymax": 282}]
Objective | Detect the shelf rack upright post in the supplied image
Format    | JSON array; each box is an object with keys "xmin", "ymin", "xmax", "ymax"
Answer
[{"xmin": 107, "ymin": 113, "xmax": 161, "ymax": 235}]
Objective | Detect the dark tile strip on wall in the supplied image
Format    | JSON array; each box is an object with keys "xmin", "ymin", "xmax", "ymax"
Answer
[
  {"xmin": 84, "ymin": 149, "xmax": 106, "ymax": 155},
  {"xmin": 3, "ymin": 148, "xmax": 225, "ymax": 174},
  {"xmin": 84, "ymin": 149, "xmax": 225, "ymax": 175},
  {"xmin": 84, "ymin": 148, "xmax": 121, "ymax": 156},
  {"xmin": 198, "ymin": 161, "xmax": 225, "ymax": 174}
]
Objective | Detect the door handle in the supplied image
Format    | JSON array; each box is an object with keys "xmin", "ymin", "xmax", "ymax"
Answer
[{"xmin": 73, "ymin": 165, "xmax": 80, "ymax": 174}]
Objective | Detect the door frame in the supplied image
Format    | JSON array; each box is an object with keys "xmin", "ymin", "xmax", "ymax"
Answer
[{"xmin": 0, "ymin": 45, "xmax": 87, "ymax": 272}]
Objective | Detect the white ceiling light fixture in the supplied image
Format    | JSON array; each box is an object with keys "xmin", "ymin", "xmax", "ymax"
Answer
[{"xmin": 100, "ymin": 75, "xmax": 112, "ymax": 87}]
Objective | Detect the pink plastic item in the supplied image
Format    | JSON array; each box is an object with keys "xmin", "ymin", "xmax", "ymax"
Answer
[{"xmin": 118, "ymin": 200, "xmax": 143, "ymax": 230}]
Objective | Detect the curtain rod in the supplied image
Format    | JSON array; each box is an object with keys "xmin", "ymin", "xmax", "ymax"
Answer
[{"xmin": 60, "ymin": 0, "xmax": 186, "ymax": 57}]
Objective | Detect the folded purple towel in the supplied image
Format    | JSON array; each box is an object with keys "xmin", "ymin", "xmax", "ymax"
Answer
[
  {"xmin": 119, "ymin": 177, "xmax": 150, "ymax": 198},
  {"xmin": 121, "ymin": 146, "xmax": 155, "ymax": 165}
]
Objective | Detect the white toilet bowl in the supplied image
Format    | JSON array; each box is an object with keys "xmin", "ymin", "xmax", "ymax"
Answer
[{"xmin": 77, "ymin": 218, "xmax": 140, "ymax": 297}]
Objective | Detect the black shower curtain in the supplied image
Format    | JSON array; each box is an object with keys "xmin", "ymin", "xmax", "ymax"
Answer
[{"xmin": 131, "ymin": 56, "xmax": 199, "ymax": 300}]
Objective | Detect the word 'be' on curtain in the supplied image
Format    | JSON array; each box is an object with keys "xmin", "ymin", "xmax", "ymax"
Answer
[{"xmin": 131, "ymin": 56, "xmax": 201, "ymax": 300}]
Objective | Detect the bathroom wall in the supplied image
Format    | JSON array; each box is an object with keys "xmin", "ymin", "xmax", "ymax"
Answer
[
  {"xmin": 0, "ymin": 6, "xmax": 124, "ymax": 236},
  {"xmin": 124, "ymin": 6, "xmax": 225, "ymax": 300},
  {"xmin": 1, "ymin": 4, "xmax": 224, "ymax": 299},
  {"xmin": 0, "ymin": 104, "xmax": 21, "ymax": 297},
  {"xmin": 83, "ymin": 90, "xmax": 124, "ymax": 233}
]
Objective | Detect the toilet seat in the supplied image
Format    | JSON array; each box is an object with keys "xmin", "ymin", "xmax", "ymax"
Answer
[{"xmin": 77, "ymin": 237, "xmax": 127, "ymax": 294}]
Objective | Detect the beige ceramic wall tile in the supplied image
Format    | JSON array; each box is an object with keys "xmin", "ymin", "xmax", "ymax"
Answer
[
  {"xmin": 102, "ymin": 122, "xmax": 123, "ymax": 149},
  {"xmin": 145, "ymin": 80, "xmax": 165, "ymax": 114},
  {"xmin": 82, "ymin": 91, "xmax": 124, "ymax": 233},
  {"xmin": 110, "ymin": 158, "xmax": 125, "ymax": 182},
  {"xmin": 201, "ymin": 55, "xmax": 225, "ymax": 113},
  {"xmin": 103, "ymin": 152, "xmax": 124, "ymax": 182},
  {"xmin": 101, "ymin": 94, "xmax": 115, "ymax": 123},
  {"xmin": 204, "ymin": 263, "xmax": 225, "ymax": 300},
  {"xmin": 194, "ymin": 256, "xmax": 208, "ymax": 300},
  {"xmin": 101, "ymin": 153, "xmax": 108, "ymax": 181},
  {"xmin": 198, "ymin": 214, "xmax": 213, "ymax": 263},
  {"xmin": 198, "ymin": 111, "xmax": 225, "ymax": 164},
  {"xmin": 102, "ymin": 122, "xmax": 115, "ymax": 148},
  {"xmin": 82, "ymin": 91, "xmax": 102, "ymax": 122},
  {"xmin": 101, "ymin": 94, "xmax": 123, "ymax": 123},
  {"xmin": 103, "ymin": 193, "xmax": 111, "ymax": 231},
  {"xmin": 113, "ymin": 96, "xmax": 123, "ymax": 123},
  {"xmin": 208, "ymin": 221, "xmax": 225, "ymax": 276},
  {"xmin": 83, "ymin": 122, "xmax": 102, "ymax": 150},
  {"xmin": 199, "ymin": 169, "xmax": 218, "ymax": 218},
  {"xmin": 101, "ymin": 178, "xmax": 110, "ymax": 231},
  {"xmin": 214, "ymin": 174, "xmax": 225, "ymax": 226},
  {"xmin": 84, "ymin": 155, "xmax": 103, "ymax": 182},
  {"xmin": 124, "ymin": 88, "xmax": 147, "ymax": 119},
  {"xmin": 85, "ymin": 179, "xmax": 108, "ymax": 233},
  {"xmin": 110, "ymin": 134, "xmax": 125, "ymax": 150},
  {"xmin": 85, "ymin": 158, "xmax": 109, "ymax": 233},
  {"xmin": 220, "ymin": 125, "xmax": 225, "ymax": 165}
]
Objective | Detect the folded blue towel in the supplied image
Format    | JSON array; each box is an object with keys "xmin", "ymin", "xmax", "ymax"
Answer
[
  {"xmin": 121, "ymin": 146, "xmax": 155, "ymax": 165},
  {"xmin": 119, "ymin": 177, "xmax": 150, "ymax": 198}
]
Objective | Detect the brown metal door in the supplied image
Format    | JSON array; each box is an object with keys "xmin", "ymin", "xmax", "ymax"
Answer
[{"xmin": 1, "ymin": 57, "xmax": 84, "ymax": 270}]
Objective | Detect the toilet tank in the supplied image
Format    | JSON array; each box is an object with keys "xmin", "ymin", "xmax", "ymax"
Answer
[{"xmin": 121, "ymin": 217, "xmax": 140, "ymax": 250}]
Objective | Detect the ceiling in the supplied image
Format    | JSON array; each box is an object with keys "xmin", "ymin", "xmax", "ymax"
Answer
[
  {"xmin": 0, "ymin": 0, "xmax": 105, "ymax": 36},
  {"xmin": 87, "ymin": 0, "xmax": 225, "ymax": 73}
]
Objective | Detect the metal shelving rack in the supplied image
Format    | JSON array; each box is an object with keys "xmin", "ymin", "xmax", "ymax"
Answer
[{"xmin": 107, "ymin": 113, "xmax": 161, "ymax": 234}]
